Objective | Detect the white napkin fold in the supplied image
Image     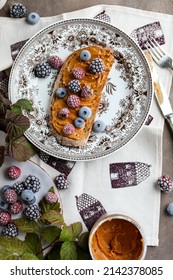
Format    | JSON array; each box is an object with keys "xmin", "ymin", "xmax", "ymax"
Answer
[{"xmin": 1, "ymin": 4, "xmax": 173, "ymax": 246}]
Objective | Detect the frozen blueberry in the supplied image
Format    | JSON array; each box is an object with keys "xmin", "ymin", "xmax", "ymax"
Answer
[
  {"xmin": 26, "ymin": 196, "xmax": 36, "ymax": 205},
  {"xmin": 166, "ymin": 203, "xmax": 173, "ymax": 216},
  {"xmin": 21, "ymin": 189, "xmax": 35, "ymax": 202},
  {"xmin": 93, "ymin": 119, "xmax": 106, "ymax": 133},
  {"xmin": 0, "ymin": 196, "xmax": 9, "ymax": 210},
  {"xmin": 1, "ymin": 185, "xmax": 11, "ymax": 194},
  {"xmin": 27, "ymin": 12, "xmax": 40, "ymax": 25},
  {"xmin": 56, "ymin": 87, "xmax": 67, "ymax": 98},
  {"xmin": 80, "ymin": 50, "xmax": 91, "ymax": 61},
  {"xmin": 78, "ymin": 106, "xmax": 92, "ymax": 120},
  {"xmin": 74, "ymin": 117, "xmax": 85, "ymax": 128}
]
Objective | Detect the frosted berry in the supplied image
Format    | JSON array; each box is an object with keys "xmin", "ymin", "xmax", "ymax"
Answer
[
  {"xmin": 67, "ymin": 95, "xmax": 80, "ymax": 108},
  {"xmin": 1, "ymin": 185, "xmax": 11, "ymax": 194},
  {"xmin": 44, "ymin": 192, "xmax": 58, "ymax": 204},
  {"xmin": 1, "ymin": 223, "xmax": 18, "ymax": 237},
  {"xmin": 24, "ymin": 175, "xmax": 41, "ymax": 193},
  {"xmin": 34, "ymin": 62, "xmax": 51, "ymax": 78},
  {"xmin": 72, "ymin": 68, "xmax": 85, "ymax": 79},
  {"xmin": 93, "ymin": 119, "xmax": 106, "ymax": 133},
  {"xmin": 63, "ymin": 123, "xmax": 75, "ymax": 135},
  {"xmin": 26, "ymin": 12, "xmax": 40, "ymax": 25},
  {"xmin": 68, "ymin": 80, "xmax": 81, "ymax": 93},
  {"xmin": 12, "ymin": 181, "xmax": 25, "ymax": 195},
  {"xmin": 9, "ymin": 200, "xmax": 23, "ymax": 214},
  {"xmin": 55, "ymin": 174, "xmax": 69, "ymax": 190},
  {"xmin": 78, "ymin": 106, "xmax": 92, "ymax": 120},
  {"xmin": 0, "ymin": 211, "xmax": 11, "ymax": 225},
  {"xmin": 89, "ymin": 58, "xmax": 104, "ymax": 74},
  {"xmin": 58, "ymin": 108, "xmax": 70, "ymax": 119},
  {"xmin": 81, "ymin": 85, "xmax": 93, "ymax": 98},
  {"xmin": 7, "ymin": 166, "xmax": 21, "ymax": 180},
  {"xmin": 48, "ymin": 55, "xmax": 63, "ymax": 69},
  {"xmin": 9, "ymin": 3, "xmax": 27, "ymax": 18},
  {"xmin": 80, "ymin": 50, "xmax": 91, "ymax": 61},
  {"xmin": 3, "ymin": 189, "xmax": 17, "ymax": 204},
  {"xmin": 157, "ymin": 175, "xmax": 173, "ymax": 192},
  {"xmin": 21, "ymin": 189, "xmax": 35, "ymax": 202},
  {"xmin": 0, "ymin": 197, "xmax": 9, "ymax": 211},
  {"xmin": 23, "ymin": 204, "xmax": 41, "ymax": 220},
  {"xmin": 166, "ymin": 203, "xmax": 173, "ymax": 216},
  {"xmin": 74, "ymin": 117, "xmax": 85, "ymax": 128},
  {"xmin": 56, "ymin": 87, "xmax": 67, "ymax": 98}
]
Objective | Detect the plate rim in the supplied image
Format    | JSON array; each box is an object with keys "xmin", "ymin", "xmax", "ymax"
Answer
[{"xmin": 8, "ymin": 18, "xmax": 153, "ymax": 161}]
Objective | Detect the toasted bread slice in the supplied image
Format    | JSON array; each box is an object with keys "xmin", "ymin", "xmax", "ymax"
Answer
[{"xmin": 50, "ymin": 45, "xmax": 114, "ymax": 148}]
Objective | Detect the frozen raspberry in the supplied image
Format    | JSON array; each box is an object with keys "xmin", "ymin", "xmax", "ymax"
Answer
[
  {"xmin": 58, "ymin": 108, "xmax": 70, "ymax": 119},
  {"xmin": 63, "ymin": 123, "xmax": 75, "ymax": 135},
  {"xmin": 3, "ymin": 189, "xmax": 17, "ymax": 204},
  {"xmin": 9, "ymin": 200, "xmax": 23, "ymax": 214},
  {"xmin": 44, "ymin": 192, "xmax": 58, "ymax": 204},
  {"xmin": 72, "ymin": 68, "xmax": 85, "ymax": 79},
  {"xmin": 89, "ymin": 58, "xmax": 104, "ymax": 74},
  {"xmin": 7, "ymin": 166, "xmax": 21, "ymax": 180},
  {"xmin": 1, "ymin": 223, "xmax": 18, "ymax": 237},
  {"xmin": 67, "ymin": 95, "xmax": 80, "ymax": 108},
  {"xmin": 157, "ymin": 175, "xmax": 173, "ymax": 192},
  {"xmin": 81, "ymin": 85, "xmax": 93, "ymax": 98},
  {"xmin": 55, "ymin": 173, "xmax": 69, "ymax": 190},
  {"xmin": 68, "ymin": 80, "xmax": 81, "ymax": 93},
  {"xmin": 0, "ymin": 211, "xmax": 11, "ymax": 225},
  {"xmin": 48, "ymin": 55, "xmax": 63, "ymax": 69}
]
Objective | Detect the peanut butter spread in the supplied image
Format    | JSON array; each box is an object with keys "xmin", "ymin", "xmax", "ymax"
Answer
[
  {"xmin": 50, "ymin": 46, "xmax": 114, "ymax": 141},
  {"xmin": 91, "ymin": 219, "xmax": 144, "ymax": 260}
]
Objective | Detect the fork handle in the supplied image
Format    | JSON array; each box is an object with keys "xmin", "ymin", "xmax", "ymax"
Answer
[{"xmin": 165, "ymin": 113, "xmax": 173, "ymax": 133}]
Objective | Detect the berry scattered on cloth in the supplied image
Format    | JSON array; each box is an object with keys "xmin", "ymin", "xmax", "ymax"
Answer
[
  {"xmin": 7, "ymin": 166, "xmax": 21, "ymax": 180},
  {"xmin": 9, "ymin": 200, "xmax": 23, "ymax": 214},
  {"xmin": 26, "ymin": 12, "xmax": 40, "ymax": 25},
  {"xmin": 0, "ymin": 211, "xmax": 11, "ymax": 225},
  {"xmin": 1, "ymin": 223, "xmax": 18, "ymax": 237},
  {"xmin": 157, "ymin": 175, "xmax": 173, "ymax": 192},
  {"xmin": 12, "ymin": 181, "xmax": 25, "ymax": 195},
  {"xmin": 9, "ymin": 3, "xmax": 27, "ymax": 18},
  {"xmin": 3, "ymin": 189, "xmax": 17, "ymax": 204},
  {"xmin": 24, "ymin": 175, "xmax": 41, "ymax": 193},
  {"xmin": 166, "ymin": 202, "xmax": 173, "ymax": 215},
  {"xmin": 55, "ymin": 173, "xmax": 69, "ymax": 190}
]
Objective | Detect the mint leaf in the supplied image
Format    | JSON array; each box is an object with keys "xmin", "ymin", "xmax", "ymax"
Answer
[
  {"xmin": 6, "ymin": 135, "xmax": 36, "ymax": 162},
  {"xmin": 25, "ymin": 233, "xmax": 43, "ymax": 259},
  {"xmin": 6, "ymin": 110, "xmax": 30, "ymax": 139},
  {"xmin": 42, "ymin": 226, "xmax": 61, "ymax": 243},
  {"xmin": 60, "ymin": 222, "xmax": 82, "ymax": 242},
  {"xmin": 0, "ymin": 146, "xmax": 5, "ymax": 167},
  {"xmin": 60, "ymin": 241, "xmax": 77, "ymax": 260},
  {"xmin": 13, "ymin": 218, "xmax": 41, "ymax": 233},
  {"xmin": 13, "ymin": 99, "xmax": 33, "ymax": 111},
  {"xmin": 39, "ymin": 187, "xmax": 61, "ymax": 215},
  {"xmin": 41, "ymin": 210, "xmax": 64, "ymax": 227}
]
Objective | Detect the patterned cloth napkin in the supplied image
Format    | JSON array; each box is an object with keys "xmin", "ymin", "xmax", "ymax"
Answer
[{"xmin": 1, "ymin": 4, "xmax": 173, "ymax": 246}]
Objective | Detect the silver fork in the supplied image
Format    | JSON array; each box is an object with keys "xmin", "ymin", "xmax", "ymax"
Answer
[{"xmin": 145, "ymin": 38, "xmax": 173, "ymax": 70}]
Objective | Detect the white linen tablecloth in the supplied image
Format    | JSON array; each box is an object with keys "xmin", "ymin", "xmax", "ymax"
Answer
[{"xmin": 1, "ymin": 4, "xmax": 173, "ymax": 246}]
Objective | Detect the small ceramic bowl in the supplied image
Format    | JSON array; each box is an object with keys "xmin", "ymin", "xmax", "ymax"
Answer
[{"xmin": 89, "ymin": 213, "xmax": 147, "ymax": 260}]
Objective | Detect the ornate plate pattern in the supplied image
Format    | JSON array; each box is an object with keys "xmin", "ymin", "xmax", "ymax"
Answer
[{"xmin": 8, "ymin": 19, "xmax": 153, "ymax": 161}]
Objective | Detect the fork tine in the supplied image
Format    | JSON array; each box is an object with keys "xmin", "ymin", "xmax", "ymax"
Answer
[
  {"xmin": 145, "ymin": 42, "xmax": 161, "ymax": 62},
  {"xmin": 149, "ymin": 38, "xmax": 165, "ymax": 56},
  {"xmin": 147, "ymin": 39, "xmax": 163, "ymax": 58}
]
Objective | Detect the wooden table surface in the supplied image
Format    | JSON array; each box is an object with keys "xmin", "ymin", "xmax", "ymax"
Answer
[{"xmin": 1, "ymin": 0, "xmax": 173, "ymax": 260}]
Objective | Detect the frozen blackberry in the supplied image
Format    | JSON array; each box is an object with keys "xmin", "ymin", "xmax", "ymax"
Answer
[
  {"xmin": 89, "ymin": 58, "xmax": 104, "ymax": 74},
  {"xmin": 12, "ymin": 181, "xmax": 25, "ymax": 195},
  {"xmin": 24, "ymin": 175, "xmax": 41, "ymax": 193},
  {"xmin": 1, "ymin": 223, "xmax": 18, "ymax": 237},
  {"xmin": 68, "ymin": 79, "xmax": 81, "ymax": 93},
  {"xmin": 9, "ymin": 3, "xmax": 27, "ymax": 18},
  {"xmin": 23, "ymin": 204, "xmax": 41, "ymax": 220},
  {"xmin": 55, "ymin": 173, "xmax": 69, "ymax": 190},
  {"xmin": 34, "ymin": 62, "xmax": 51, "ymax": 78}
]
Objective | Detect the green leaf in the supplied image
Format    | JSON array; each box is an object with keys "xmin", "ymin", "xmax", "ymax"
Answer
[
  {"xmin": 13, "ymin": 99, "xmax": 34, "ymax": 112},
  {"xmin": 0, "ymin": 237, "xmax": 26, "ymax": 260},
  {"xmin": 0, "ymin": 93, "xmax": 11, "ymax": 116},
  {"xmin": 11, "ymin": 104, "xmax": 22, "ymax": 114},
  {"xmin": 42, "ymin": 226, "xmax": 61, "ymax": 243},
  {"xmin": 5, "ymin": 135, "xmax": 36, "ymax": 162},
  {"xmin": 0, "ymin": 146, "xmax": 5, "ymax": 167},
  {"xmin": 25, "ymin": 233, "xmax": 43, "ymax": 259},
  {"xmin": 6, "ymin": 110, "xmax": 30, "ymax": 139},
  {"xmin": 41, "ymin": 210, "xmax": 64, "ymax": 227},
  {"xmin": 46, "ymin": 244, "xmax": 61, "ymax": 260},
  {"xmin": 76, "ymin": 243, "xmax": 91, "ymax": 260},
  {"xmin": 13, "ymin": 218, "xmax": 41, "ymax": 233},
  {"xmin": 60, "ymin": 241, "xmax": 77, "ymax": 260},
  {"xmin": 22, "ymin": 252, "xmax": 39, "ymax": 260},
  {"xmin": 39, "ymin": 187, "xmax": 61, "ymax": 215},
  {"xmin": 60, "ymin": 222, "xmax": 82, "ymax": 242},
  {"xmin": 78, "ymin": 232, "xmax": 89, "ymax": 251}
]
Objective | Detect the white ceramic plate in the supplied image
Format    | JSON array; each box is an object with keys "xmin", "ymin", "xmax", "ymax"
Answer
[{"xmin": 8, "ymin": 19, "xmax": 153, "ymax": 161}]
